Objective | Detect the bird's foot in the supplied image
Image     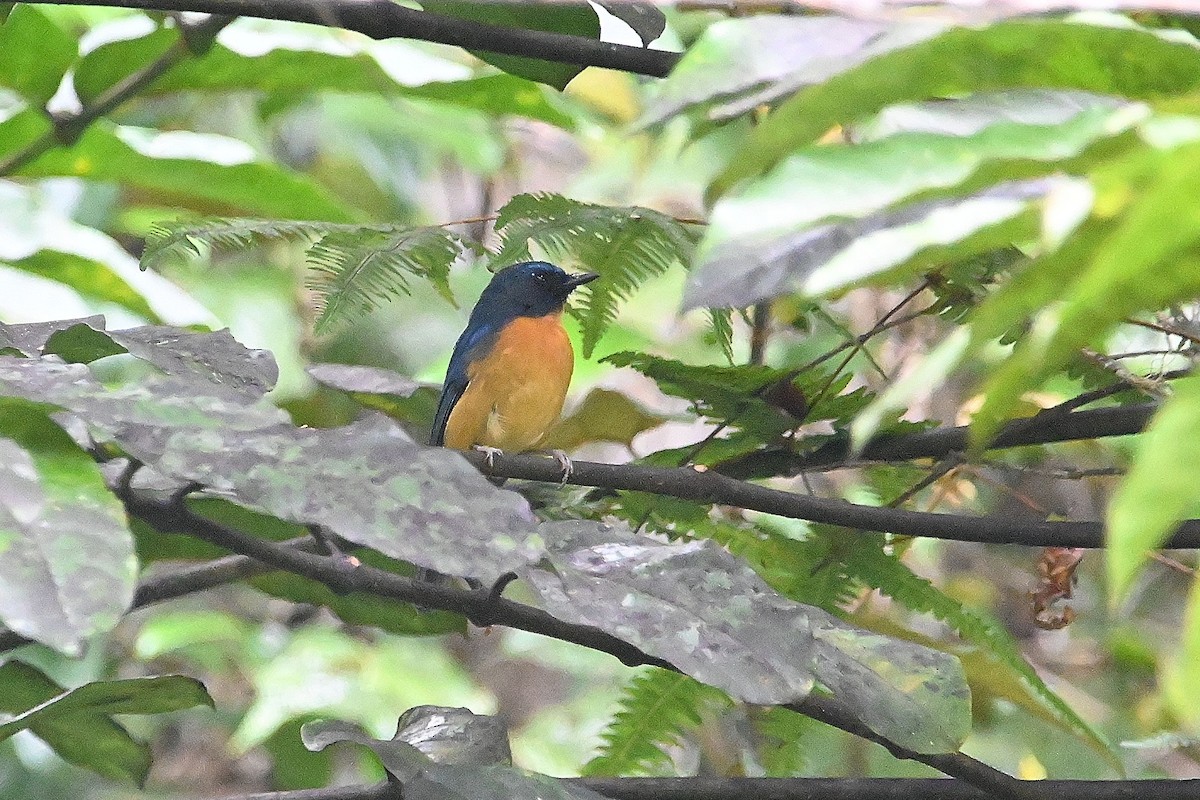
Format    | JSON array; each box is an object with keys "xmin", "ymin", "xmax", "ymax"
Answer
[
  {"xmin": 472, "ymin": 444, "xmax": 504, "ymax": 472},
  {"xmin": 548, "ymin": 449, "xmax": 573, "ymax": 485}
]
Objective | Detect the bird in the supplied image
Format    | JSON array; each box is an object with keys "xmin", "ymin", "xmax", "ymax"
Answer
[{"xmin": 430, "ymin": 261, "xmax": 599, "ymax": 476}]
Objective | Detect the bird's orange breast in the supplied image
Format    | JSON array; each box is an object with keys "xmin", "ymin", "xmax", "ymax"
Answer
[{"xmin": 442, "ymin": 313, "xmax": 574, "ymax": 452}]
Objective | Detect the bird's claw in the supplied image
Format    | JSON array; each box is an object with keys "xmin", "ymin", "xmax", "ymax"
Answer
[
  {"xmin": 472, "ymin": 445, "xmax": 504, "ymax": 471},
  {"xmin": 549, "ymin": 449, "xmax": 573, "ymax": 485}
]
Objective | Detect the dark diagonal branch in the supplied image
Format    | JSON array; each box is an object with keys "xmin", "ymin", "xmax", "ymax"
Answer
[
  {"xmin": 460, "ymin": 447, "xmax": 1200, "ymax": 549},
  {"xmin": 24, "ymin": 0, "xmax": 681, "ymax": 77},
  {"xmin": 119, "ymin": 486, "xmax": 1024, "ymax": 799}
]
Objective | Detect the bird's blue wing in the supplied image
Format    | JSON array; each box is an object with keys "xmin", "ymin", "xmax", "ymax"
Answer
[{"xmin": 429, "ymin": 321, "xmax": 498, "ymax": 446}]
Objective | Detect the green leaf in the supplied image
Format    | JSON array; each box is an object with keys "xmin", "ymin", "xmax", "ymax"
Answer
[
  {"xmin": 851, "ymin": 544, "xmax": 1117, "ymax": 769},
  {"xmin": 0, "ymin": 661, "xmax": 152, "ymax": 786},
  {"xmin": 0, "ymin": 401, "xmax": 136, "ymax": 654},
  {"xmin": 584, "ymin": 668, "xmax": 731, "ymax": 776},
  {"xmin": 594, "ymin": 2, "xmax": 665, "ymax": 47},
  {"xmin": 0, "ymin": 6, "xmax": 76, "ymax": 103},
  {"xmin": 0, "ymin": 672, "xmax": 212, "ymax": 740},
  {"xmin": 494, "ymin": 193, "xmax": 698, "ymax": 357},
  {"xmin": 543, "ymin": 388, "xmax": 665, "ymax": 451},
  {"xmin": 0, "ymin": 180, "xmax": 178, "ymax": 322},
  {"xmin": 250, "ymin": 565, "xmax": 465, "ymax": 637},
  {"xmin": 1, "ymin": 113, "xmax": 356, "ymax": 221},
  {"xmin": 1107, "ymin": 377, "xmax": 1200, "ymax": 601},
  {"xmin": 421, "ymin": 1, "xmax": 600, "ymax": 90},
  {"xmin": 716, "ymin": 16, "xmax": 1200, "ymax": 196}
]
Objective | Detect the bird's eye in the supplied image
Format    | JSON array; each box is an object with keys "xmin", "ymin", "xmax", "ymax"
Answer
[{"xmin": 535, "ymin": 273, "xmax": 547, "ymax": 282}]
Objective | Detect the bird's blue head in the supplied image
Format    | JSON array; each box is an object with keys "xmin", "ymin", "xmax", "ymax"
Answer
[{"xmin": 471, "ymin": 261, "xmax": 599, "ymax": 323}]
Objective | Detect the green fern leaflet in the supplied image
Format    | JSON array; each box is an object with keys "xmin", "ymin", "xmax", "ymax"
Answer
[
  {"xmin": 584, "ymin": 667, "xmax": 732, "ymax": 776},
  {"xmin": 142, "ymin": 218, "xmax": 473, "ymax": 332},
  {"xmin": 493, "ymin": 193, "xmax": 700, "ymax": 358}
]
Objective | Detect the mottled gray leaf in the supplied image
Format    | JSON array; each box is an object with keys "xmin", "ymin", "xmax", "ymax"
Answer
[
  {"xmin": 0, "ymin": 357, "xmax": 543, "ymax": 580},
  {"xmin": 0, "ymin": 319, "xmax": 278, "ymax": 393},
  {"xmin": 396, "ymin": 705, "xmax": 512, "ymax": 766},
  {"xmin": 524, "ymin": 521, "xmax": 969, "ymax": 753},
  {"xmin": 0, "ymin": 409, "xmax": 135, "ymax": 654},
  {"xmin": 303, "ymin": 718, "xmax": 608, "ymax": 800},
  {"xmin": 0, "ymin": 316, "xmax": 108, "ymax": 357},
  {"xmin": 148, "ymin": 414, "xmax": 544, "ymax": 580},
  {"xmin": 809, "ymin": 611, "xmax": 971, "ymax": 753},
  {"xmin": 686, "ymin": 178, "xmax": 1067, "ymax": 310},
  {"xmin": 104, "ymin": 326, "xmax": 278, "ymax": 394},
  {"xmin": 595, "ymin": 1, "xmax": 665, "ymax": 47},
  {"xmin": 0, "ymin": 357, "xmax": 287, "ymax": 450},
  {"xmin": 307, "ymin": 363, "xmax": 423, "ymax": 397},
  {"xmin": 302, "ymin": 719, "xmax": 428, "ymax": 782},
  {"xmin": 526, "ymin": 521, "xmax": 815, "ymax": 704}
]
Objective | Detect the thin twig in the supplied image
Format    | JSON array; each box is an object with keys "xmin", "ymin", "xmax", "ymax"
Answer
[{"xmin": 0, "ymin": 14, "xmax": 234, "ymax": 177}]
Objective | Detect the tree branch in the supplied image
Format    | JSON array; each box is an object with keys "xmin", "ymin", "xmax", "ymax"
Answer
[
  {"xmin": 119, "ymin": 486, "xmax": 1025, "ymax": 799},
  {"xmin": 206, "ymin": 777, "xmax": 1200, "ymax": 800},
  {"xmin": 457, "ymin": 447, "xmax": 1200, "ymax": 549},
  {"xmin": 23, "ymin": 0, "xmax": 681, "ymax": 78},
  {"xmin": 719, "ymin": 403, "xmax": 1155, "ymax": 479}
]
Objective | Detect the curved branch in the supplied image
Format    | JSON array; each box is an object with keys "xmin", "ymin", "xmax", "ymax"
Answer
[
  {"xmin": 23, "ymin": 0, "xmax": 681, "ymax": 77},
  {"xmin": 459, "ymin": 447, "xmax": 1200, "ymax": 549},
  {"xmin": 120, "ymin": 487, "xmax": 1023, "ymax": 798}
]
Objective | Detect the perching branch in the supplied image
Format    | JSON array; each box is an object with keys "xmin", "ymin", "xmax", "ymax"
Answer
[
  {"xmin": 458, "ymin": 447, "xmax": 1200, "ymax": 549},
  {"xmin": 22, "ymin": 0, "xmax": 682, "ymax": 77},
  {"xmin": 118, "ymin": 484, "xmax": 1027, "ymax": 799}
]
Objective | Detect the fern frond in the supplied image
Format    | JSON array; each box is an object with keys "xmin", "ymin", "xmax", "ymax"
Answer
[
  {"xmin": 751, "ymin": 706, "xmax": 813, "ymax": 776},
  {"xmin": 493, "ymin": 193, "xmax": 699, "ymax": 357},
  {"xmin": 707, "ymin": 308, "xmax": 735, "ymax": 364},
  {"xmin": 143, "ymin": 217, "xmax": 332, "ymax": 268},
  {"xmin": 141, "ymin": 217, "xmax": 471, "ymax": 334},
  {"xmin": 584, "ymin": 667, "xmax": 732, "ymax": 776},
  {"xmin": 306, "ymin": 227, "xmax": 468, "ymax": 333},
  {"xmin": 851, "ymin": 545, "xmax": 1118, "ymax": 768}
]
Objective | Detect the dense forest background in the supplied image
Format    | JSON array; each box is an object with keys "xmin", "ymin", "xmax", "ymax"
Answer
[{"xmin": 1, "ymin": 2, "xmax": 1200, "ymax": 799}]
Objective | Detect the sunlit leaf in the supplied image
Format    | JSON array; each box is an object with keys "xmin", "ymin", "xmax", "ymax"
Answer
[
  {"xmin": 0, "ymin": 6, "xmax": 76, "ymax": 103},
  {"xmin": 0, "ymin": 401, "xmax": 135, "ymax": 654},
  {"xmin": 1107, "ymin": 377, "xmax": 1200, "ymax": 602},
  {"xmin": 716, "ymin": 16, "xmax": 1200, "ymax": 196}
]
